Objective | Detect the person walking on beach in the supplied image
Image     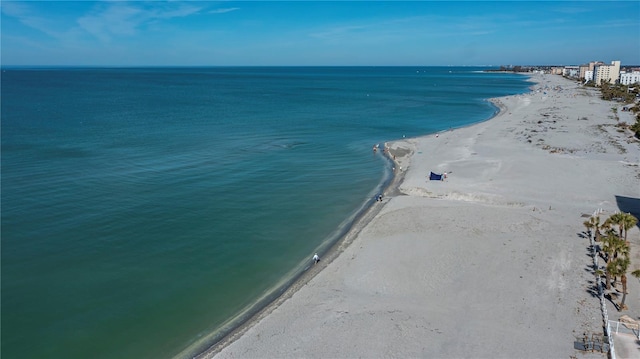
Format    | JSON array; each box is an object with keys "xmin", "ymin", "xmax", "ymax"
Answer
[{"xmin": 313, "ymin": 253, "xmax": 320, "ymax": 264}]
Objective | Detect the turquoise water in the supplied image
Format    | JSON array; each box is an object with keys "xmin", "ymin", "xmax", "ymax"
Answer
[{"xmin": 1, "ymin": 67, "xmax": 531, "ymax": 358}]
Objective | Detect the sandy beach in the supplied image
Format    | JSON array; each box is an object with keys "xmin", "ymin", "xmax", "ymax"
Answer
[{"xmin": 205, "ymin": 74, "xmax": 640, "ymax": 358}]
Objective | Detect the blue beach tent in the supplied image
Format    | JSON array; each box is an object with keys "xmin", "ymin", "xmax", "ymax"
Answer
[{"xmin": 429, "ymin": 172, "xmax": 443, "ymax": 181}]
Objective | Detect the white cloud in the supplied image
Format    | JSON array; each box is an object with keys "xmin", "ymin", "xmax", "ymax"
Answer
[
  {"xmin": 209, "ymin": 7, "xmax": 240, "ymax": 15},
  {"xmin": 1, "ymin": 1, "xmax": 61, "ymax": 38},
  {"xmin": 2, "ymin": 1, "xmax": 205, "ymax": 44},
  {"xmin": 75, "ymin": 2, "xmax": 204, "ymax": 42}
]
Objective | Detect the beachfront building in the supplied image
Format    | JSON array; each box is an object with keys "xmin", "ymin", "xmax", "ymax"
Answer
[
  {"xmin": 580, "ymin": 61, "xmax": 603, "ymax": 76},
  {"xmin": 563, "ymin": 66, "xmax": 580, "ymax": 78},
  {"xmin": 550, "ymin": 67, "xmax": 564, "ymax": 75},
  {"xmin": 619, "ymin": 70, "xmax": 640, "ymax": 85},
  {"xmin": 584, "ymin": 70, "xmax": 594, "ymax": 82},
  {"xmin": 579, "ymin": 65, "xmax": 590, "ymax": 80},
  {"xmin": 589, "ymin": 61, "xmax": 605, "ymax": 70},
  {"xmin": 594, "ymin": 60, "xmax": 621, "ymax": 85}
]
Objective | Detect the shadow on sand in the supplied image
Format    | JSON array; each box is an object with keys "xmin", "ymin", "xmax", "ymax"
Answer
[{"xmin": 615, "ymin": 195, "xmax": 640, "ymax": 228}]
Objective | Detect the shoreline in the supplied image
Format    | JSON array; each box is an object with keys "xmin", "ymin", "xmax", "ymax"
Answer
[
  {"xmin": 205, "ymin": 73, "xmax": 640, "ymax": 358},
  {"xmin": 189, "ymin": 75, "xmax": 519, "ymax": 358},
  {"xmin": 187, "ymin": 144, "xmax": 403, "ymax": 359}
]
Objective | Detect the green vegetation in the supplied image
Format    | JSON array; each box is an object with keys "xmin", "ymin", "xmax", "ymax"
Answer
[
  {"xmin": 597, "ymin": 81, "xmax": 636, "ymax": 102},
  {"xmin": 583, "ymin": 215, "xmax": 602, "ymax": 241},
  {"xmin": 593, "ymin": 81, "xmax": 640, "ymax": 139},
  {"xmin": 498, "ymin": 65, "xmax": 531, "ymax": 73},
  {"xmin": 587, "ymin": 212, "xmax": 639, "ymax": 311},
  {"xmin": 487, "ymin": 65, "xmax": 533, "ymax": 73},
  {"xmin": 629, "ymin": 105, "xmax": 640, "ymax": 139}
]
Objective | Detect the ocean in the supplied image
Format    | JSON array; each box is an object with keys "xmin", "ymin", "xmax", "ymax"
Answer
[{"xmin": 1, "ymin": 67, "xmax": 531, "ymax": 358}]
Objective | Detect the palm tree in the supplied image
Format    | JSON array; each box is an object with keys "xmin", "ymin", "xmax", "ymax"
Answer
[
  {"xmin": 625, "ymin": 269, "xmax": 640, "ymax": 294},
  {"xmin": 602, "ymin": 216, "xmax": 614, "ymax": 235},
  {"xmin": 600, "ymin": 230, "xmax": 617, "ymax": 290},
  {"xmin": 584, "ymin": 215, "xmax": 602, "ymax": 241},
  {"xmin": 620, "ymin": 212, "xmax": 638, "ymax": 242},
  {"xmin": 607, "ymin": 212, "xmax": 626, "ymax": 237},
  {"xmin": 612, "ymin": 257, "xmax": 631, "ymax": 311},
  {"xmin": 583, "ymin": 218, "xmax": 594, "ymax": 240},
  {"xmin": 606, "ymin": 257, "xmax": 627, "ymax": 288},
  {"xmin": 616, "ymin": 238, "xmax": 630, "ymax": 261},
  {"xmin": 600, "ymin": 229, "xmax": 628, "ymax": 290},
  {"xmin": 604, "ymin": 212, "xmax": 638, "ymax": 240},
  {"xmin": 631, "ymin": 269, "xmax": 640, "ymax": 309},
  {"xmin": 600, "ymin": 229, "xmax": 618, "ymax": 260}
]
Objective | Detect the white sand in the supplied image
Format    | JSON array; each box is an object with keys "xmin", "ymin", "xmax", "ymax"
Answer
[{"xmin": 207, "ymin": 74, "xmax": 640, "ymax": 358}]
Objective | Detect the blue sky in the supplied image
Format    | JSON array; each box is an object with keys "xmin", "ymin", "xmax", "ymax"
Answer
[{"xmin": 1, "ymin": 1, "xmax": 639, "ymax": 66}]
